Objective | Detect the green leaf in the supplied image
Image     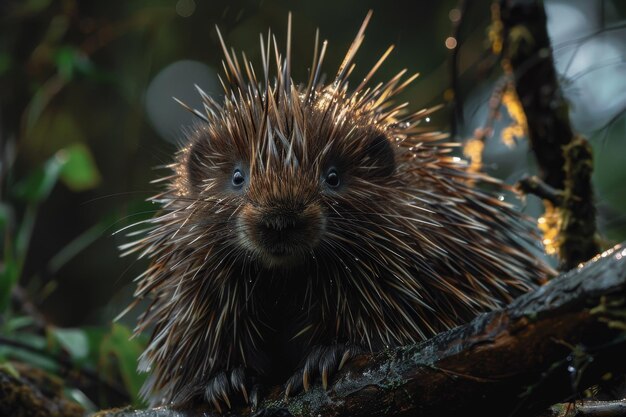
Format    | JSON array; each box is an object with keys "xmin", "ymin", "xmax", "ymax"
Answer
[
  {"xmin": 0, "ymin": 52, "xmax": 12, "ymax": 76},
  {"xmin": 0, "ymin": 362, "xmax": 20, "ymax": 378},
  {"xmin": 100, "ymin": 323, "xmax": 146, "ymax": 406},
  {"xmin": 50, "ymin": 327, "xmax": 89, "ymax": 361},
  {"xmin": 13, "ymin": 0, "xmax": 53, "ymax": 14},
  {"xmin": 0, "ymin": 203, "xmax": 11, "ymax": 232},
  {"xmin": 4, "ymin": 316, "xmax": 36, "ymax": 333},
  {"xmin": 13, "ymin": 143, "xmax": 99, "ymax": 201},
  {"xmin": 0, "ymin": 259, "xmax": 19, "ymax": 312},
  {"xmin": 15, "ymin": 205, "xmax": 36, "ymax": 266},
  {"xmin": 55, "ymin": 46, "xmax": 94, "ymax": 81},
  {"xmin": 77, "ymin": 327, "xmax": 106, "ymax": 371},
  {"xmin": 65, "ymin": 388, "xmax": 97, "ymax": 413},
  {"xmin": 0, "ymin": 334, "xmax": 59, "ymax": 373},
  {"xmin": 13, "ymin": 152, "xmax": 67, "ymax": 203},
  {"xmin": 54, "ymin": 46, "xmax": 77, "ymax": 80},
  {"xmin": 59, "ymin": 143, "xmax": 101, "ymax": 191}
]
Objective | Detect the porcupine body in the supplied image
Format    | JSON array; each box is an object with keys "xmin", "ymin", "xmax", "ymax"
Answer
[{"xmin": 121, "ymin": 13, "xmax": 552, "ymax": 410}]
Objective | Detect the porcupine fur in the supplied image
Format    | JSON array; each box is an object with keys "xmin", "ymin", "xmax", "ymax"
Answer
[{"xmin": 120, "ymin": 12, "xmax": 552, "ymax": 411}]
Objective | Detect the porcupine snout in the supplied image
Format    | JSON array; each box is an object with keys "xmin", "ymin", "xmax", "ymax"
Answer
[{"xmin": 242, "ymin": 195, "xmax": 326, "ymax": 267}]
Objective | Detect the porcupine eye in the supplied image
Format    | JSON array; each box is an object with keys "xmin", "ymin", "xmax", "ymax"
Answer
[
  {"xmin": 324, "ymin": 168, "xmax": 340, "ymax": 189},
  {"xmin": 232, "ymin": 168, "xmax": 245, "ymax": 188}
]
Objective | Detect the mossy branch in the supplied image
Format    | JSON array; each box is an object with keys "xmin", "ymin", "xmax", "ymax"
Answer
[{"xmin": 94, "ymin": 242, "xmax": 626, "ymax": 417}]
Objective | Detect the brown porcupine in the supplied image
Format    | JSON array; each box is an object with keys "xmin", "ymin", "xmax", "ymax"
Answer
[{"xmin": 120, "ymin": 12, "xmax": 552, "ymax": 411}]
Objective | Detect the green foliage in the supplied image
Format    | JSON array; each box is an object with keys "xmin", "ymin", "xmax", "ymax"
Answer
[
  {"xmin": 2, "ymin": 146, "xmax": 102, "ymax": 306},
  {"xmin": 0, "ymin": 203, "xmax": 9, "ymax": 230},
  {"xmin": 0, "ymin": 107, "xmax": 133, "ymax": 411},
  {"xmin": 50, "ymin": 328, "xmax": 90, "ymax": 363},
  {"xmin": 0, "ymin": 319, "xmax": 147, "ymax": 411},
  {"xmin": 13, "ymin": 0, "xmax": 53, "ymax": 14},
  {"xmin": 0, "ymin": 0, "xmax": 138, "ymax": 401},
  {"xmin": 14, "ymin": 153, "xmax": 66, "ymax": 203},
  {"xmin": 59, "ymin": 144, "xmax": 102, "ymax": 192},
  {"xmin": 0, "ymin": 52, "xmax": 12, "ymax": 76},
  {"xmin": 0, "ymin": 259, "xmax": 19, "ymax": 312},
  {"xmin": 54, "ymin": 46, "xmax": 93, "ymax": 81},
  {"xmin": 100, "ymin": 324, "xmax": 147, "ymax": 407}
]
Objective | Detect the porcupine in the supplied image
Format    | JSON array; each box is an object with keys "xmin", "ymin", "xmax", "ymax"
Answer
[{"xmin": 120, "ymin": 12, "xmax": 552, "ymax": 411}]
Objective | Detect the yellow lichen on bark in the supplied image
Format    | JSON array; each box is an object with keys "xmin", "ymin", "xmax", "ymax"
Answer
[
  {"xmin": 538, "ymin": 201, "xmax": 561, "ymax": 257},
  {"xmin": 501, "ymin": 85, "xmax": 528, "ymax": 146},
  {"xmin": 489, "ymin": 2, "xmax": 503, "ymax": 55},
  {"xmin": 463, "ymin": 137, "xmax": 485, "ymax": 174}
]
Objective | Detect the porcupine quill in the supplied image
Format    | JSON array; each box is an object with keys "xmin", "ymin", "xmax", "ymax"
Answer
[{"xmin": 118, "ymin": 11, "xmax": 552, "ymax": 411}]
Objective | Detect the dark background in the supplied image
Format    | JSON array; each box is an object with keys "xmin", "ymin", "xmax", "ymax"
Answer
[{"xmin": 1, "ymin": 0, "xmax": 625, "ymax": 330}]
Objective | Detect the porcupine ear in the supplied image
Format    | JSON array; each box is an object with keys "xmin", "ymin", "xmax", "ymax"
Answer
[
  {"xmin": 185, "ymin": 136, "xmax": 208, "ymax": 190},
  {"xmin": 361, "ymin": 133, "xmax": 396, "ymax": 178}
]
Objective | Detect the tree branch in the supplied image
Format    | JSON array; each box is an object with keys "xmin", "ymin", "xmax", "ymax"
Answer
[
  {"xmin": 518, "ymin": 176, "xmax": 564, "ymax": 206},
  {"xmin": 544, "ymin": 399, "xmax": 626, "ymax": 417},
  {"xmin": 94, "ymin": 241, "xmax": 626, "ymax": 417}
]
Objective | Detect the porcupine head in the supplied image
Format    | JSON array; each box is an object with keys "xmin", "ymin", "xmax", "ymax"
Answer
[{"xmin": 120, "ymin": 11, "xmax": 551, "ymax": 411}]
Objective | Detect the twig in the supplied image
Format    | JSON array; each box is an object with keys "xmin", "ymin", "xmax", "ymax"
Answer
[
  {"xmin": 518, "ymin": 176, "xmax": 564, "ymax": 206},
  {"xmin": 544, "ymin": 399, "xmax": 626, "ymax": 417}
]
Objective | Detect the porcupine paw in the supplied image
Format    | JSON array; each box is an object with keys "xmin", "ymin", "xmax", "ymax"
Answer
[
  {"xmin": 284, "ymin": 344, "xmax": 362, "ymax": 398},
  {"xmin": 204, "ymin": 367, "xmax": 262, "ymax": 413}
]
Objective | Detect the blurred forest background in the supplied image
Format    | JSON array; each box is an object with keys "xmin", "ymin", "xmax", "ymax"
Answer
[{"xmin": 1, "ymin": 0, "xmax": 625, "ymax": 412}]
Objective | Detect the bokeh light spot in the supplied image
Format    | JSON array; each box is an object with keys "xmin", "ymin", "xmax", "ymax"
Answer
[
  {"xmin": 176, "ymin": 0, "xmax": 196, "ymax": 18},
  {"xmin": 445, "ymin": 36, "xmax": 457, "ymax": 49},
  {"xmin": 449, "ymin": 8, "xmax": 461, "ymax": 22}
]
